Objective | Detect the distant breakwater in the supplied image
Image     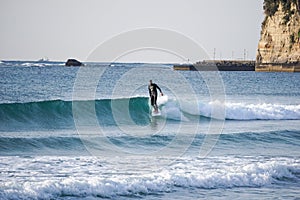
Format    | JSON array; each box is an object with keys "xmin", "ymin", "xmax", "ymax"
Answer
[
  {"xmin": 174, "ymin": 60, "xmax": 255, "ymax": 71},
  {"xmin": 174, "ymin": 60, "xmax": 300, "ymax": 72},
  {"xmin": 256, "ymin": 62, "xmax": 300, "ymax": 72}
]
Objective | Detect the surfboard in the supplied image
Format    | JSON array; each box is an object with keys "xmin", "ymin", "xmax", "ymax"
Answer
[
  {"xmin": 150, "ymin": 95, "xmax": 167, "ymax": 117},
  {"xmin": 152, "ymin": 109, "xmax": 161, "ymax": 116}
]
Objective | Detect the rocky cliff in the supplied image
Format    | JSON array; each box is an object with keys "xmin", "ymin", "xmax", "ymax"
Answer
[{"xmin": 256, "ymin": 0, "xmax": 300, "ymax": 71}]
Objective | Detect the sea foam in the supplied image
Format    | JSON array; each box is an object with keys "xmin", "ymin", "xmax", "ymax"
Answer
[
  {"xmin": 0, "ymin": 156, "xmax": 299, "ymax": 199},
  {"xmin": 189, "ymin": 101, "xmax": 300, "ymax": 120},
  {"xmin": 224, "ymin": 102, "xmax": 300, "ymax": 120}
]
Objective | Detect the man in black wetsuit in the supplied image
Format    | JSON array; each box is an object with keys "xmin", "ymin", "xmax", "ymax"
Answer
[{"xmin": 148, "ymin": 80, "xmax": 163, "ymax": 113}]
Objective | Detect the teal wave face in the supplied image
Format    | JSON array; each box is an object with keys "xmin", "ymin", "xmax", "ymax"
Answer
[
  {"xmin": 0, "ymin": 97, "xmax": 151, "ymax": 131},
  {"xmin": 0, "ymin": 100, "xmax": 74, "ymax": 131}
]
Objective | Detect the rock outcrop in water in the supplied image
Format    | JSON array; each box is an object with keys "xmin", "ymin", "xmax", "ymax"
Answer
[
  {"xmin": 256, "ymin": 0, "xmax": 300, "ymax": 72},
  {"xmin": 65, "ymin": 59, "xmax": 84, "ymax": 66}
]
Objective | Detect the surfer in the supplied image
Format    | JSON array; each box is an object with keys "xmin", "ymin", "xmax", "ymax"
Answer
[{"xmin": 148, "ymin": 80, "xmax": 163, "ymax": 113}]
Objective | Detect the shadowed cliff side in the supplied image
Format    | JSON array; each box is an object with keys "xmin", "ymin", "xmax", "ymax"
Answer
[{"xmin": 256, "ymin": 0, "xmax": 300, "ymax": 72}]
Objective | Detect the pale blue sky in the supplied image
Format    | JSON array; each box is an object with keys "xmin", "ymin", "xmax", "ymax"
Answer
[{"xmin": 0, "ymin": 0, "xmax": 264, "ymax": 62}]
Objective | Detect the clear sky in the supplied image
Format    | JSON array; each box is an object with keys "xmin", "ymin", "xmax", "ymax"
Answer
[{"xmin": 0, "ymin": 0, "xmax": 264, "ymax": 62}]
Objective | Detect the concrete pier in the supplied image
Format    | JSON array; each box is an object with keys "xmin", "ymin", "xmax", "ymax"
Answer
[
  {"xmin": 255, "ymin": 62, "xmax": 300, "ymax": 72},
  {"xmin": 174, "ymin": 60, "xmax": 300, "ymax": 72},
  {"xmin": 174, "ymin": 60, "xmax": 255, "ymax": 71}
]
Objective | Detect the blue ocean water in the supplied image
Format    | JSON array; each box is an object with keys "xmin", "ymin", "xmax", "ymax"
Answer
[{"xmin": 0, "ymin": 60, "xmax": 300, "ymax": 199}]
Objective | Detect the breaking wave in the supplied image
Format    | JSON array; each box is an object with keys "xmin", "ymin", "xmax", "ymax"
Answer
[
  {"xmin": 1, "ymin": 97, "xmax": 300, "ymax": 131},
  {"xmin": 0, "ymin": 156, "xmax": 299, "ymax": 199},
  {"xmin": 195, "ymin": 101, "xmax": 300, "ymax": 120}
]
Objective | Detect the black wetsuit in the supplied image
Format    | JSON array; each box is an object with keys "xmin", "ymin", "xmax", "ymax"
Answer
[{"xmin": 148, "ymin": 83, "xmax": 162, "ymax": 110}]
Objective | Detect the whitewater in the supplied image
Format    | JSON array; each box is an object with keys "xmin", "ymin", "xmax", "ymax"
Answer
[{"xmin": 0, "ymin": 61, "xmax": 300, "ymax": 199}]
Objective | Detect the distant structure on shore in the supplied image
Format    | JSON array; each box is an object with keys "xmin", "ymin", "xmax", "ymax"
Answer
[
  {"xmin": 256, "ymin": 0, "xmax": 300, "ymax": 72},
  {"xmin": 37, "ymin": 57, "xmax": 49, "ymax": 62},
  {"xmin": 175, "ymin": 0, "xmax": 300, "ymax": 72}
]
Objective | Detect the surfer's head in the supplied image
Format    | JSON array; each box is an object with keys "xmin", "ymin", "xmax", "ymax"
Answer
[{"xmin": 149, "ymin": 80, "xmax": 152, "ymax": 84}]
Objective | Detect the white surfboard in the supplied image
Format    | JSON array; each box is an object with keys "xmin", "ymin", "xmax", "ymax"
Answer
[
  {"xmin": 150, "ymin": 95, "xmax": 167, "ymax": 117},
  {"xmin": 152, "ymin": 109, "xmax": 161, "ymax": 116}
]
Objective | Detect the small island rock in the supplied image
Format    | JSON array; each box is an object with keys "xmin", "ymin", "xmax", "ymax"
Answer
[{"xmin": 65, "ymin": 59, "xmax": 84, "ymax": 66}]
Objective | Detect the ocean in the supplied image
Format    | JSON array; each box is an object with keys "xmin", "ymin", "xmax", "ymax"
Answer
[{"xmin": 0, "ymin": 60, "xmax": 300, "ymax": 199}]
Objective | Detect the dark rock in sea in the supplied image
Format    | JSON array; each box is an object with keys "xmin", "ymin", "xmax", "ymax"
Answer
[{"xmin": 65, "ymin": 59, "xmax": 84, "ymax": 66}]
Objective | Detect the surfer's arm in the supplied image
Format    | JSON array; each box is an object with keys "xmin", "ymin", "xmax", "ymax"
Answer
[{"xmin": 156, "ymin": 85, "xmax": 163, "ymax": 96}]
